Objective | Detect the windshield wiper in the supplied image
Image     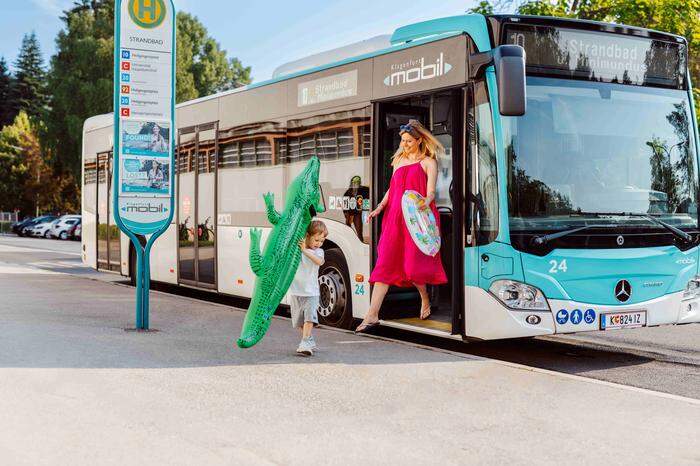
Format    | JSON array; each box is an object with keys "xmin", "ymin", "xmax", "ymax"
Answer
[
  {"xmin": 626, "ymin": 213, "xmax": 694, "ymax": 244},
  {"xmin": 565, "ymin": 211, "xmax": 694, "ymax": 244},
  {"xmin": 530, "ymin": 224, "xmax": 619, "ymax": 246}
]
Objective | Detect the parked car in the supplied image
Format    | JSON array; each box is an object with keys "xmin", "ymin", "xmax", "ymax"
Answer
[
  {"xmin": 49, "ymin": 215, "xmax": 81, "ymax": 239},
  {"xmin": 29, "ymin": 218, "xmax": 60, "ymax": 238},
  {"xmin": 11, "ymin": 216, "xmax": 34, "ymax": 235},
  {"xmin": 18, "ymin": 215, "xmax": 56, "ymax": 237},
  {"xmin": 70, "ymin": 222, "xmax": 82, "ymax": 240}
]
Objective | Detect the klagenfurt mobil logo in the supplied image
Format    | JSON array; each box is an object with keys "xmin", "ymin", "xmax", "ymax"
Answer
[{"xmin": 383, "ymin": 52, "xmax": 452, "ymax": 87}]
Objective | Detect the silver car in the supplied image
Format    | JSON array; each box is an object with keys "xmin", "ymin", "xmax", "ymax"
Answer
[
  {"xmin": 30, "ymin": 218, "xmax": 60, "ymax": 238},
  {"xmin": 49, "ymin": 215, "xmax": 81, "ymax": 239}
]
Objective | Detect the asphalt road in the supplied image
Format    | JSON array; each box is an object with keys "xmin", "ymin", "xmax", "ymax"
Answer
[
  {"xmin": 1, "ymin": 234, "xmax": 698, "ymax": 465},
  {"xmin": 3, "ymin": 234, "xmax": 700, "ymax": 400}
]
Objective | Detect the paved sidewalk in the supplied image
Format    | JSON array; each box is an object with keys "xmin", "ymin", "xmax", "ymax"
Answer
[{"xmin": 0, "ymin": 263, "xmax": 698, "ymax": 465}]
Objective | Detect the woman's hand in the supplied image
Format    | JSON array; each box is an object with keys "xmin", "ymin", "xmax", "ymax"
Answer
[{"xmin": 367, "ymin": 205, "xmax": 383, "ymax": 223}]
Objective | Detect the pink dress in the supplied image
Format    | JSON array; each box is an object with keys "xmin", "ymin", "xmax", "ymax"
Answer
[{"xmin": 369, "ymin": 161, "xmax": 447, "ymax": 287}]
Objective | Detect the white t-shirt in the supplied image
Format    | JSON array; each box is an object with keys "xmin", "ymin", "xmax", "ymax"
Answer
[{"xmin": 289, "ymin": 248, "xmax": 324, "ymax": 297}]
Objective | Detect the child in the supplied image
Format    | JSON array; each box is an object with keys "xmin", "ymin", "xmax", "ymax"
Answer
[{"xmin": 289, "ymin": 220, "xmax": 327, "ymax": 356}]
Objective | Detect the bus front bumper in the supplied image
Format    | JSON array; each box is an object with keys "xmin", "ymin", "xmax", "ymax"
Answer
[{"xmin": 549, "ymin": 290, "xmax": 700, "ymax": 334}]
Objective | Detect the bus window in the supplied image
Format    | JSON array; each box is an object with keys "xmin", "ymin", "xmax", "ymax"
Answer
[
  {"xmin": 474, "ymin": 80, "xmax": 498, "ymax": 244},
  {"xmin": 286, "ymin": 107, "xmax": 371, "ymax": 244}
]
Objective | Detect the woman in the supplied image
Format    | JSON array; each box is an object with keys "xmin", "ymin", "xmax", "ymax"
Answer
[
  {"xmin": 356, "ymin": 119, "xmax": 447, "ymax": 333},
  {"xmin": 148, "ymin": 123, "xmax": 168, "ymax": 153},
  {"xmin": 148, "ymin": 161, "xmax": 164, "ymax": 188}
]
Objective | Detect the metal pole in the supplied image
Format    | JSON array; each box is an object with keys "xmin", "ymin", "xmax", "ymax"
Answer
[{"xmin": 133, "ymin": 237, "xmax": 145, "ymax": 329}]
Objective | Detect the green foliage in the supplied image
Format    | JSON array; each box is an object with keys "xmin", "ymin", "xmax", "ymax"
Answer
[
  {"xmin": 0, "ymin": 57, "xmax": 15, "ymax": 128},
  {"xmin": 43, "ymin": 0, "xmax": 252, "ymax": 191},
  {"xmin": 0, "ymin": 111, "xmax": 76, "ymax": 216},
  {"xmin": 468, "ymin": 1, "xmax": 496, "ymax": 15},
  {"xmin": 45, "ymin": 0, "xmax": 115, "ymax": 179},
  {"xmin": 11, "ymin": 32, "xmax": 48, "ymax": 120}
]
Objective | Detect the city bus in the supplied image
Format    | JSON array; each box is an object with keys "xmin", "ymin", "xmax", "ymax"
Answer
[{"xmin": 81, "ymin": 13, "xmax": 700, "ymax": 340}]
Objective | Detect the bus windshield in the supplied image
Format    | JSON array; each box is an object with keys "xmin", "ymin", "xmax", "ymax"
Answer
[{"xmin": 504, "ymin": 76, "xmax": 699, "ymax": 238}]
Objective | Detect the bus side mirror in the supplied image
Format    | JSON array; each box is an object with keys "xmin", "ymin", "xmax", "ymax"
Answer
[{"xmin": 493, "ymin": 45, "xmax": 526, "ymax": 116}]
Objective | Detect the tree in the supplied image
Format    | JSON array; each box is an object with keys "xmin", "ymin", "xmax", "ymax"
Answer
[
  {"xmin": 45, "ymin": 0, "xmax": 115, "ymax": 178},
  {"xmin": 11, "ymin": 32, "xmax": 48, "ymax": 121},
  {"xmin": 0, "ymin": 112, "xmax": 76, "ymax": 216},
  {"xmin": 45, "ymin": 0, "xmax": 252, "ymax": 184},
  {"xmin": 0, "ymin": 57, "xmax": 15, "ymax": 127}
]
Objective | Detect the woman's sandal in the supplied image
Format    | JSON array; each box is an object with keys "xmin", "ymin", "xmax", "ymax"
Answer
[
  {"xmin": 419, "ymin": 304, "xmax": 431, "ymax": 320},
  {"xmin": 355, "ymin": 320, "xmax": 380, "ymax": 334}
]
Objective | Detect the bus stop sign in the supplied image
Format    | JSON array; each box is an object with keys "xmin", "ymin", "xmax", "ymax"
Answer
[{"xmin": 113, "ymin": 0, "xmax": 176, "ymax": 329}]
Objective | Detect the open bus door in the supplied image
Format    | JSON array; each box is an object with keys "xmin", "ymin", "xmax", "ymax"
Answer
[{"xmin": 372, "ymin": 89, "xmax": 465, "ymax": 336}]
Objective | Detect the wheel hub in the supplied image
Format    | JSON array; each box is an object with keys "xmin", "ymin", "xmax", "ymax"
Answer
[{"xmin": 318, "ymin": 267, "xmax": 346, "ymax": 319}]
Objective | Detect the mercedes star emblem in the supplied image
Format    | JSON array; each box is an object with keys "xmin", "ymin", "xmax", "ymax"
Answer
[
  {"xmin": 616, "ymin": 235, "xmax": 624, "ymax": 246},
  {"xmin": 615, "ymin": 280, "xmax": 631, "ymax": 302}
]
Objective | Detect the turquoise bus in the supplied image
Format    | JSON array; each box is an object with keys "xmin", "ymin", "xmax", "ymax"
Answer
[{"xmin": 82, "ymin": 14, "xmax": 700, "ymax": 340}]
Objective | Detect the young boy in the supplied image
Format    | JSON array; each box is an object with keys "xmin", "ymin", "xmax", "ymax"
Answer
[{"xmin": 289, "ymin": 220, "xmax": 327, "ymax": 356}]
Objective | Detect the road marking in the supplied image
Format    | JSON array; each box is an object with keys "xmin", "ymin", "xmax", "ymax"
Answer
[
  {"xmin": 0, "ymin": 243, "xmax": 81, "ymax": 256},
  {"xmin": 30, "ymin": 261, "xmax": 88, "ymax": 269},
  {"xmin": 0, "ymin": 262, "xmax": 60, "ymax": 275}
]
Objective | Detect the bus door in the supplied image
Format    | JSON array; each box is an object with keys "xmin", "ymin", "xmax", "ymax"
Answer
[
  {"xmin": 373, "ymin": 88, "xmax": 464, "ymax": 335},
  {"xmin": 96, "ymin": 151, "xmax": 120, "ymax": 272},
  {"xmin": 177, "ymin": 121, "xmax": 219, "ymax": 289}
]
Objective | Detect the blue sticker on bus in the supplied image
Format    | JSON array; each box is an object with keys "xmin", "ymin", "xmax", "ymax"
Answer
[
  {"xmin": 584, "ymin": 308, "xmax": 596, "ymax": 324},
  {"xmin": 556, "ymin": 309, "xmax": 569, "ymax": 325},
  {"xmin": 570, "ymin": 309, "xmax": 583, "ymax": 325}
]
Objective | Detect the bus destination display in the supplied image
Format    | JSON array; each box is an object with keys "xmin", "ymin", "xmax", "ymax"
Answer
[{"xmin": 504, "ymin": 24, "xmax": 686, "ymax": 89}]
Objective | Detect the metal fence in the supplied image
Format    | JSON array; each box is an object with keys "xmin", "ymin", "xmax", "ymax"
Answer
[{"xmin": 0, "ymin": 212, "xmax": 19, "ymax": 234}]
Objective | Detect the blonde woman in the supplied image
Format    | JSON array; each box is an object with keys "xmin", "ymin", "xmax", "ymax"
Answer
[{"xmin": 356, "ymin": 119, "xmax": 447, "ymax": 333}]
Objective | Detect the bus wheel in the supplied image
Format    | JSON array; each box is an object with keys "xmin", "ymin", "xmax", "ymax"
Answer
[{"xmin": 318, "ymin": 248, "xmax": 353, "ymax": 329}]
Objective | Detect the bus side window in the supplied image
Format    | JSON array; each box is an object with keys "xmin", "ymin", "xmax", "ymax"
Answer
[{"xmin": 474, "ymin": 80, "xmax": 498, "ymax": 244}]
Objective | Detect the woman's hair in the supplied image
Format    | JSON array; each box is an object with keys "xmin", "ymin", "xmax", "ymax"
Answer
[
  {"xmin": 392, "ymin": 119, "xmax": 444, "ymax": 166},
  {"xmin": 307, "ymin": 220, "xmax": 328, "ymax": 237}
]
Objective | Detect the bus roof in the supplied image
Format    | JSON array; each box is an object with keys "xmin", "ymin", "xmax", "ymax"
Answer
[
  {"xmin": 85, "ymin": 13, "xmax": 493, "ymax": 130},
  {"xmin": 85, "ymin": 13, "xmax": 687, "ymax": 131}
]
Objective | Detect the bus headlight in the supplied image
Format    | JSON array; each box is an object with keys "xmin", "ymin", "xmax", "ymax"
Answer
[
  {"xmin": 489, "ymin": 280, "xmax": 549, "ymax": 311},
  {"xmin": 682, "ymin": 276, "xmax": 700, "ymax": 300}
]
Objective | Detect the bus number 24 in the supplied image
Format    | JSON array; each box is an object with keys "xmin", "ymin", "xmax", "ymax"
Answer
[{"xmin": 548, "ymin": 259, "xmax": 568, "ymax": 274}]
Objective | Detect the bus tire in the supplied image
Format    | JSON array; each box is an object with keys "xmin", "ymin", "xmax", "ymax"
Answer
[{"xmin": 318, "ymin": 248, "xmax": 353, "ymax": 329}]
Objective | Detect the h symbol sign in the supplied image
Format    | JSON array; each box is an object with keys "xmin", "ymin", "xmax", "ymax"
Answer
[{"xmin": 137, "ymin": 0, "xmax": 157, "ymax": 21}]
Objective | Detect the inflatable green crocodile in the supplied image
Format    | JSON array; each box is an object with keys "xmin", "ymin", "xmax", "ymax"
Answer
[{"xmin": 237, "ymin": 156, "xmax": 324, "ymax": 348}]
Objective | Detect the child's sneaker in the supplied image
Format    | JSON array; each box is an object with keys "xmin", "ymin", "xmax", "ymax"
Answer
[
  {"xmin": 308, "ymin": 335, "xmax": 318, "ymax": 350},
  {"xmin": 296, "ymin": 337, "xmax": 314, "ymax": 356}
]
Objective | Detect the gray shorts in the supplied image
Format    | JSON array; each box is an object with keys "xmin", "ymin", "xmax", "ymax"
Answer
[{"xmin": 289, "ymin": 295, "xmax": 319, "ymax": 328}]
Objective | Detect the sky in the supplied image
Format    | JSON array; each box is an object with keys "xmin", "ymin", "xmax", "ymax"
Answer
[{"xmin": 1, "ymin": 0, "xmax": 483, "ymax": 82}]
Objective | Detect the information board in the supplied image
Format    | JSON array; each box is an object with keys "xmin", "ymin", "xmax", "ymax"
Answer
[
  {"xmin": 113, "ymin": 0, "xmax": 176, "ymax": 330},
  {"xmin": 115, "ymin": 0, "xmax": 175, "ymax": 235}
]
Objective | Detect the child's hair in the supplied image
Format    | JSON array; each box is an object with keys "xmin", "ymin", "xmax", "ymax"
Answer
[
  {"xmin": 307, "ymin": 220, "xmax": 328, "ymax": 237},
  {"xmin": 392, "ymin": 119, "xmax": 444, "ymax": 167}
]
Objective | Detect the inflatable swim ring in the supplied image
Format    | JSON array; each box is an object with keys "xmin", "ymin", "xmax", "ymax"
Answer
[{"xmin": 401, "ymin": 189, "xmax": 441, "ymax": 257}]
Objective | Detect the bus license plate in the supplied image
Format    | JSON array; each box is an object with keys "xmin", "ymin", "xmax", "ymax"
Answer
[{"xmin": 600, "ymin": 311, "xmax": 646, "ymax": 330}]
